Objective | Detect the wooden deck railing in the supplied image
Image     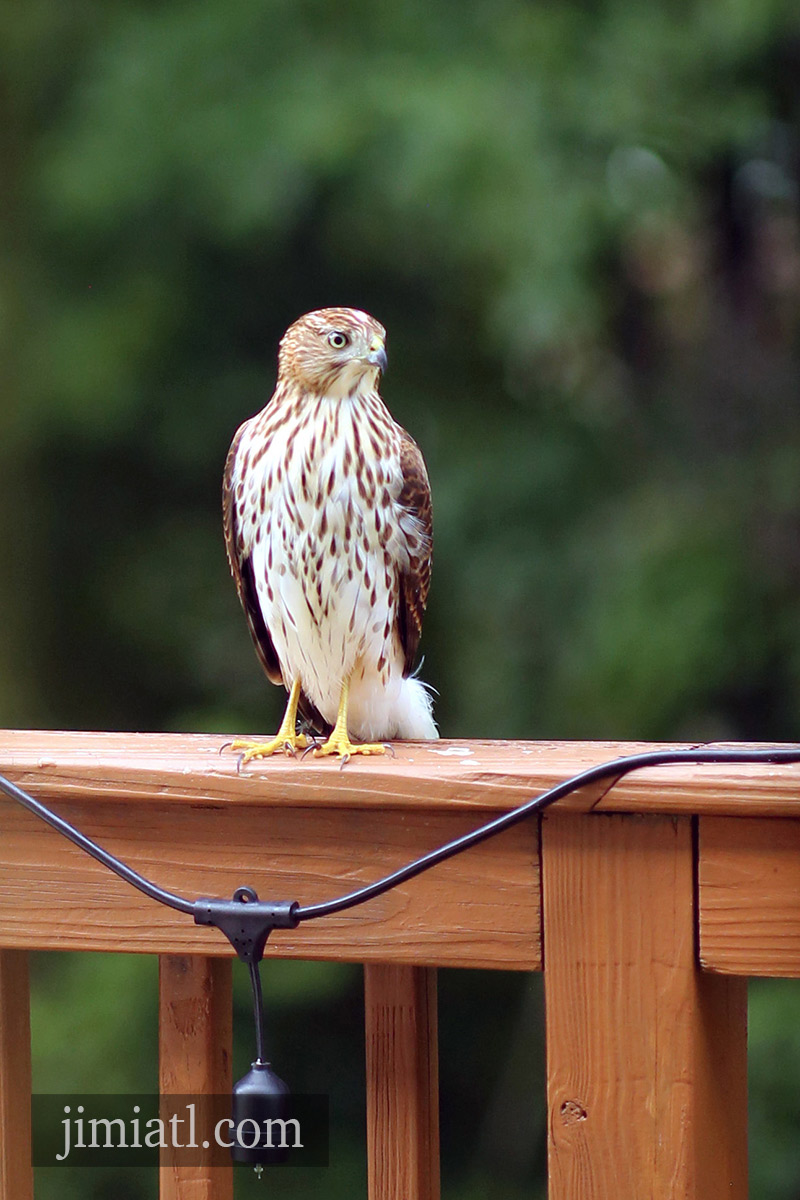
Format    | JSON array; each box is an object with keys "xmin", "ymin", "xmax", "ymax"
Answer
[{"xmin": 1, "ymin": 731, "xmax": 799, "ymax": 1198}]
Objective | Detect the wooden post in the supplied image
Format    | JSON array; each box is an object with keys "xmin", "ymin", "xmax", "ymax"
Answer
[
  {"xmin": 542, "ymin": 812, "xmax": 747, "ymax": 1200},
  {"xmin": 159, "ymin": 955, "xmax": 233, "ymax": 1200},
  {"xmin": 365, "ymin": 964, "xmax": 439, "ymax": 1200},
  {"xmin": 0, "ymin": 950, "xmax": 33, "ymax": 1200}
]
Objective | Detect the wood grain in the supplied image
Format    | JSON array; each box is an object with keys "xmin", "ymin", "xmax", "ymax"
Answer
[
  {"xmin": 699, "ymin": 816, "xmax": 800, "ymax": 976},
  {"xmin": 365, "ymin": 964, "xmax": 439, "ymax": 1200},
  {"xmin": 542, "ymin": 812, "xmax": 747, "ymax": 1200},
  {"xmin": 0, "ymin": 950, "xmax": 33, "ymax": 1200},
  {"xmin": 2, "ymin": 729, "xmax": 800, "ymax": 816},
  {"xmin": 159, "ymin": 955, "xmax": 233, "ymax": 1200},
  {"xmin": 0, "ymin": 796, "xmax": 540, "ymax": 969}
]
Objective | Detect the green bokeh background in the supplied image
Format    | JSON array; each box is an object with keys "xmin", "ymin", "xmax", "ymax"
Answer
[{"xmin": 3, "ymin": 1, "xmax": 800, "ymax": 1195}]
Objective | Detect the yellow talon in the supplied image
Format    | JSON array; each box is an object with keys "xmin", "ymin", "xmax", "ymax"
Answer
[
  {"xmin": 313, "ymin": 677, "xmax": 387, "ymax": 762},
  {"xmin": 226, "ymin": 678, "xmax": 308, "ymax": 767},
  {"xmin": 314, "ymin": 732, "xmax": 387, "ymax": 761},
  {"xmin": 229, "ymin": 732, "xmax": 308, "ymax": 765}
]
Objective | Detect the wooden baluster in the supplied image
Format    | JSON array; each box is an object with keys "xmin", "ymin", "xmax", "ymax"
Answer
[
  {"xmin": 0, "ymin": 950, "xmax": 33, "ymax": 1200},
  {"xmin": 365, "ymin": 964, "xmax": 439, "ymax": 1200},
  {"xmin": 542, "ymin": 811, "xmax": 747, "ymax": 1200},
  {"xmin": 159, "ymin": 955, "xmax": 233, "ymax": 1200}
]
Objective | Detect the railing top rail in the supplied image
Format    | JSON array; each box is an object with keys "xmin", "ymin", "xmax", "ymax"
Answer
[{"xmin": 1, "ymin": 730, "xmax": 799, "ymax": 817}]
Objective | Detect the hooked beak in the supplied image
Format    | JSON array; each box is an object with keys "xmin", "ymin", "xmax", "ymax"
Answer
[{"xmin": 366, "ymin": 343, "xmax": 388, "ymax": 374}]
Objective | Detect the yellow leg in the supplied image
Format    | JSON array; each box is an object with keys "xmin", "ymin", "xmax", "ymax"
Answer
[
  {"xmin": 314, "ymin": 677, "xmax": 387, "ymax": 762},
  {"xmin": 227, "ymin": 678, "xmax": 309, "ymax": 765}
]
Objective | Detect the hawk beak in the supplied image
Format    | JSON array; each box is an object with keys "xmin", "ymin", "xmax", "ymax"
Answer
[{"xmin": 366, "ymin": 344, "xmax": 388, "ymax": 374}]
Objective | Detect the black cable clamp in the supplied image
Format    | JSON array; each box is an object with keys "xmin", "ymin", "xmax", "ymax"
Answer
[{"xmin": 193, "ymin": 889, "xmax": 300, "ymax": 964}]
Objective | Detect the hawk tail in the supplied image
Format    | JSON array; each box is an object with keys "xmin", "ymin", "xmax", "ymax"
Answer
[{"xmin": 395, "ymin": 676, "xmax": 438, "ymax": 740}]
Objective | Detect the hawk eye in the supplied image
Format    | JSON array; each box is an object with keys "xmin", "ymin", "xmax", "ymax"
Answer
[{"xmin": 327, "ymin": 331, "xmax": 350, "ymax": 349}]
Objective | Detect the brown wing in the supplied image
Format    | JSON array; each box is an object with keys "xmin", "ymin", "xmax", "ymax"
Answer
[
  {"xmin": 396, "ymin": 428, "xmax": 433, "ymax": 676},
  {"xmin": 222, "ymin": 421, "xmax": 283, "ymax": 686},
  {"xmin": 222, "ymin": 420, "xmax": 331, "ymax": 733}
]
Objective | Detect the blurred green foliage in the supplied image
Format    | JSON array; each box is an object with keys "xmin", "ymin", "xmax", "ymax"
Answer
[{"xmin": 3, "ymin": 0, "xmax": 800, "ymax": 1195}]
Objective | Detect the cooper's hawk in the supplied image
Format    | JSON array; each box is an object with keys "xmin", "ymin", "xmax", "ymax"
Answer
[{"xmin": 223, "ymin": 307, "xmax": 437, "ymax": 762}]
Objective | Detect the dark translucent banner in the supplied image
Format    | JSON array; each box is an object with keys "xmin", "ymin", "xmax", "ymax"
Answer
[{"xmin": 32, "ymin": 1094, "xmax": 328, "ymax": 1167}]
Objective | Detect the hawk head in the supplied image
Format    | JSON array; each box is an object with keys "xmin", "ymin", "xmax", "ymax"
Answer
[{"xmin": 277, "ymin": 307, "xmax": 387, "ymax": 398}]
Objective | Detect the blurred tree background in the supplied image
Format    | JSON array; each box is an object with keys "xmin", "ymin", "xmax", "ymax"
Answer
[{"xmin": 3, "ymin": 0, "xmax": 800, "ymax": 1196}]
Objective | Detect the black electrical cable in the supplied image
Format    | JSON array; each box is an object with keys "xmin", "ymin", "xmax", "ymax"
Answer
[
  {"xmin": 249, "ymin": 961, "xmax": 266, "ymax": 1063},
  {"xmin": 1, "ymin": 745, "xmax": 799, "ymax": 930},
  {"xmin": 293, "ymin": 745, "xmax": 800, "ymax": 921}
]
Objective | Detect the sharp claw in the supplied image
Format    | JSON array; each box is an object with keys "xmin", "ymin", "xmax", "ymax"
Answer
[
  {"xmin": 300, "ymin": 732, "xmax": 324, "ymax": 758},
  {"xmin": 219, "ymin": 740, "xmax": 234, "ymax": 756},
  {"xmin": 383, "ymin": 742, "xmax": 395, "ymax": 757}
]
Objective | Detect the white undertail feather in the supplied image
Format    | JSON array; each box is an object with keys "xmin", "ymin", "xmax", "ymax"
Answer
[{"xmin": 348, "ymin": 672, "xmax": 437, "ymax": 742}]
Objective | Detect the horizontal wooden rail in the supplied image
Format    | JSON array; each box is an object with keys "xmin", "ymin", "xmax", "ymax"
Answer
[
  {"xmin": 699, "ymin": 816, "xmax": 800, "ymax": 976},
  {"xmin": 0, "ymin": 789, "xmax": 539, "ymax": 969},
  {"xmin": 2, "ymin": 733, "xmax": 800, "ymax": 974},
  {"xmin": 3, "ymin": 730, "xmax": 800, "ymax": 815}
]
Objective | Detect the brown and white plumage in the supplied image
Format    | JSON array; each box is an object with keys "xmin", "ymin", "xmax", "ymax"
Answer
[{"xmin": 223, "ymin": 307, "xmax": 437, "ymax": 760}]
